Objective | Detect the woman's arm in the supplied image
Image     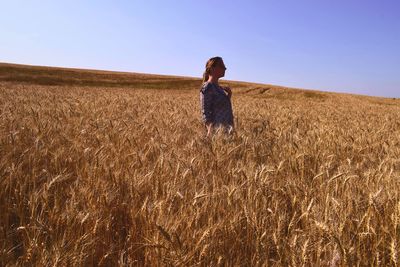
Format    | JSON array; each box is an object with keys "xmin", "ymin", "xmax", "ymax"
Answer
[
  {"xmin": 222, "ymin": 86, "xmax": 232, "ymax": 99},
  {"xmin": 200, "ymin": 85, "xmax": 215, "ymax": 124}
]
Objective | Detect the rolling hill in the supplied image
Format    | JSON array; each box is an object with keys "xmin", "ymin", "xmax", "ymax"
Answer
[{"xmin": 1, "ymin": 62, "xmax": 399, "ymax": 266}]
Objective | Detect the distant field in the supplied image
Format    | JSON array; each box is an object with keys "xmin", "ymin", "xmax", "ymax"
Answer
[{"xmin": 1, "ymin": 63, "xmax": 399, "ymax": 266}]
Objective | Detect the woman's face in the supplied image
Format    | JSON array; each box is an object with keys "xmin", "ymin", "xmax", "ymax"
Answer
[{"xmin": 212, "ymin": 60, "xmax": 227, "ymax": 78}]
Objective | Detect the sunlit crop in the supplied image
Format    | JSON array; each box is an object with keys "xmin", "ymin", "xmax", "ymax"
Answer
[{"xmin": 1, "ymin": 64, "xmax": 399, "ymax": 266}]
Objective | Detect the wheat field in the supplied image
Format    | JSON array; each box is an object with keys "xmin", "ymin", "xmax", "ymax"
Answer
[{"xmin": 1, "ymin": 63, "xmax": 400, "ymax": 266}]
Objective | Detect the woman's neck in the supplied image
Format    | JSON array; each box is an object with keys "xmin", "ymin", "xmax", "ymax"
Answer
[{"xmin": 207, "ymin": 76, "xmax": 219, "ymax": 85}]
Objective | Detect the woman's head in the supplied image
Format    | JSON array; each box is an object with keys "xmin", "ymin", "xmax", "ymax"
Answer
[{"xmin": 202, "ymin": 56, "xmax": 227, "ymax": 83}]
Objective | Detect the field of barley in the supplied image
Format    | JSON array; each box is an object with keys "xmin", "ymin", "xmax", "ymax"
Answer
[{"xmin": 1, "ymin": 63, "xmax": 400, "ymax": 266}]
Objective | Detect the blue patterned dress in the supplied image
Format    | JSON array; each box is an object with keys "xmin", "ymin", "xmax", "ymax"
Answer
[{"xmin": 200, "ymin": 82, "xmax": 234, "ymax": 131}]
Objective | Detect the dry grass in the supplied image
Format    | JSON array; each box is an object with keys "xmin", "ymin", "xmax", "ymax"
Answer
[{"xmin": 1, "ymin": 63, "xmax": 400, "ymax": 266}]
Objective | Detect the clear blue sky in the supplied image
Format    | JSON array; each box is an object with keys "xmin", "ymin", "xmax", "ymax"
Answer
[{"xmin": 1, "ymin": 1, "xmax": 399, "ymax": 97}]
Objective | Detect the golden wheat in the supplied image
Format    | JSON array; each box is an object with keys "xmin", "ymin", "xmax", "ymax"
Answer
[{"xmin": 1, "ymin": 65, "xmax": 400, "ymax": 266}]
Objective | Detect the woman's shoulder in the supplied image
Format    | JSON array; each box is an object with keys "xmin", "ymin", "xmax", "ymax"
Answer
[{"xmin": 200, "ymin": 82, "xmax": 215, "ymax": 93}]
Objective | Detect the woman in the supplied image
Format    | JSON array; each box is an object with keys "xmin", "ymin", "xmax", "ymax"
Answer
[{"xmin": 200, "ymin": 56, "xmax": 234, "ymax": 137}]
